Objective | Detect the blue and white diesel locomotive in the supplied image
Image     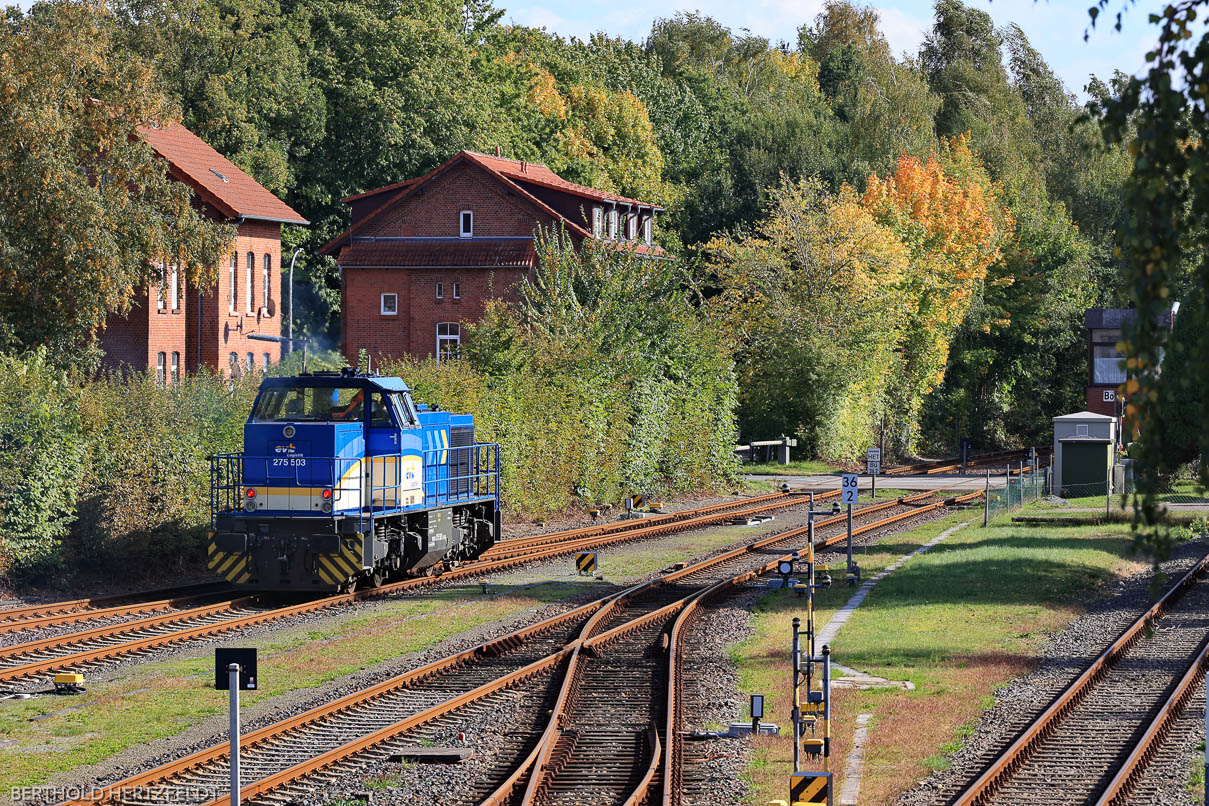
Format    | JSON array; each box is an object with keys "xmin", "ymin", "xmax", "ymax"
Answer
[{"xmin": 208, "ymin": 369, "xmax": 501, "ymax": 593}]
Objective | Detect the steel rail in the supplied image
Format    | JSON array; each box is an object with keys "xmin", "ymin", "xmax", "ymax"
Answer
[
  {"xmin": 60, "ymin": 492, "xmax": 974, "ymax": 806},
  {"xmin": 0, "ymin": 581, "xmax": 229, "ymax": 624},
  {"xmin": 2, "ymin": 492, "xmax": 828, "ymax": 685},
  {"xmin": 949, "ymin": 549, "xmax": 1209, "ymax": 806},
  {"xmin": 480, "ymin": 492, "xmax": 798, "ymax": 557},
  {"xmin": 499, "ymin": 491, "xmax": 974, "ymax": 806},
  {"xmin": 1095, "ymin": 634, "xmax": 1209, "ymax": 805},
  {"xmin": 0, "ymin": 589, "xmax": 232, "ymax": 636}
]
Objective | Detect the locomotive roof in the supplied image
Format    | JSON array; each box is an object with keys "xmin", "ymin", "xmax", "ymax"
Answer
[{"xmin": 259, "ymin": 373, "xmax": 411, "ymax": 393}]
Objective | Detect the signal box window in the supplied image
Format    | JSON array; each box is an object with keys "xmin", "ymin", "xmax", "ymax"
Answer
[
  {"xmin": 170, "ymin": 352, "xmax": 180, "ymax": 383},
  {"xmin": 437, "ymin": 322, "xmax": 460, "ymax": 363},
  {"xmin": 452, "ymin": 282, "xmax": 461, "ymax": 300},
  {"xmin": 435, "ymin": 283, "xmax": 443, "ymax": 300},
  {"xmin": 381, "ymin": 293, "xmax": 398, "ymax": 315},
  {"xmin": 262, "ymin": 254, "xmax": 271, "ymax": 312},
  {"xmin": 156, "ymin": 352, "xmax": 166, "ymax": 384},
  {"xmin": 228, "ymin": 256, "xmax": 236, "ymax": 314},
  {"xmin": 263, "ymin": 352, "xmax": 271, "ymax": 369},
  {"xmin": 460, "ymin": 210, "xmax": 473, "ymax": 238}
]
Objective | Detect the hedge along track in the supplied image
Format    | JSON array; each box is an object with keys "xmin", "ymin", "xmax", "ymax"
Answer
[
  {"xmin": 0, "ymin": 491, "xmax": 836, "ymax": 688},
  {"xmin": 947, "ymin": 549, "xmax": 1209, "ymax": 806},
  {"xmin": 58, "ymin": 491, "xmax": 974, "ymax": 806}
]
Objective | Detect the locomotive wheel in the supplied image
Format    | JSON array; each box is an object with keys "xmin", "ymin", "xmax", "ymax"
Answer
[{"xmin": 369, "ymin": 571, "xmax": 384, "ymax": 588}]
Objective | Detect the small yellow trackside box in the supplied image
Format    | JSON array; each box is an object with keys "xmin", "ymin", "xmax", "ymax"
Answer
[{"xmin": 54, "ymin": 673, "xmax": 84, "ymax": 685}]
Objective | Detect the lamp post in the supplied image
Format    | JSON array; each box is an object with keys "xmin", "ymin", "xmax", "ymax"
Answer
[{"xmin": 285, "ymin": 247, "xmax": 304, "ymax": 352}]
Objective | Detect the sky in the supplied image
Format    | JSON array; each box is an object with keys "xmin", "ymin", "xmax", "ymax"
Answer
[{"xmin": 503, "ymin": 0, "xmax": 1160, "ymax": 98}]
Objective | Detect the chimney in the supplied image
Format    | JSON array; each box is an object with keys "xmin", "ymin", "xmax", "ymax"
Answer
[
  {"xmin": 494, "ymin": 146, "xmax": 501, "ymax": 157},
  {"xmin": 520, "ymin": 160, "xmax": 527, "ymax": 173}
]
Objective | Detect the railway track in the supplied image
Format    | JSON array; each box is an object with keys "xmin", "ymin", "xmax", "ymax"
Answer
[
  {"xmin": 945, "ymin": 550, "xmax": 1209, "ymax": 806},
  {"xmin": 0, "ymin": 581, "xmax": 231, "ymax": 633},
  {"xmin": 0, "ymin": 491, "xmax": 834, "ymax": 688},
  {"xmin": 61, "ymin": 491, "xmax": 978, "ymax": 806},
  {"xmin": 884, "ymin": 448, "xmax": 1049, "ymax": 476}
]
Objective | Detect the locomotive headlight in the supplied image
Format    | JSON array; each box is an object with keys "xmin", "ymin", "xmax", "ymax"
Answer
[
  {"xmin": 244, "ymin": 499, "xmax": 257, "ymax": 512},
  {"xmin": 321, "ymin": 501, "xmax": 333, "ymax": 513}
]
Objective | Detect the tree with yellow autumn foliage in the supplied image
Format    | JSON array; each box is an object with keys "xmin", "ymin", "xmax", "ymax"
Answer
[{"xmin": 861, "ymin": 136, "xmax": 1012, "ymax": 451}]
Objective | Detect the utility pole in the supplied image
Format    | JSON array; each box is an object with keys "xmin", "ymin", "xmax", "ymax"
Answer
[{"xmin": 285, "ymin": 247, "xmax": 304, "ymax": 353}]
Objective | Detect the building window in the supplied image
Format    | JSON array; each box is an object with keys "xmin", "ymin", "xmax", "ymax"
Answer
[
  {"xmin": 627, "ymin": 213, "xmax": 637, "ymax": 241},
  {"xmin": 435, "ymin": 282, "xmax": 443, "ymax": 300},
  {"xmin": 643, "ymin": 217, "xmax": 653, "ymax": 245},
  {"xmin": 170, "ymin": 352, "xmax": 180, "ymax": 383},
  {"xmin": 228, "ymin": 255, "xmax": 236, "ymax": 314},
  {"xmin": 156, "ymin": 352, "xmax": 166, "ymax": 385},
  {"xmin": 170, "ymin": 265, "xmax": 179, "ymax": 310},
  {"xmin": 592, "ymin": 207, "xmax": 603, "ymax": 237},
  {"xmin": 436, "ymin": 322, "xmax": 460, "ymax": 363},
  {"xmin": 245, "ymin": 253, "xmax": 255, "ymax": 314},
  {"xmin": 1093, "ymin": 344, "xmax": 1127, "ymax": 384},
  {"xmin": 452, "ymin": 282, "xmax": 461, "ymax": 300},
  {"xmin": 228, "ymin": 352, "xmax": 238, "ymax": 376},
  {"xmin": 608, "ymin": 209, "xmax": 618, "ymax": 239},
  {"xmin": 156, "ymin": 263, "xmax": 166, "ymax": 310},
  {"xmin": 246, "ymin": 352, "xmax": 254, "ymax": 371},
  {"xmin": 460, "ymin": 210, "xmax": 473, "ymax": 238},
  {"xmin": 381, "ymin": 293, "xmax": 398, "ymax": 315},
  {"xmin": 263, "ymin": 352, "xmax": 271, "ymax": 369},
  {"xmin": 262, "ymin": 254, "xmax": 271, "ymax": 312}
]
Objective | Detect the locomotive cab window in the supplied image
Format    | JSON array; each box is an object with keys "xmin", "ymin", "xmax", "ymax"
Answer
[
  {"xmin": 253, "ymin": 385, "xmax": 368, "ymax": 422},
  {"xmin": 389, "ymin": 391, "xmax": 419, "ymax": 426},
  {"xmin": 369, "ymin": 393, "xmax": 395, "ymax": 427}
]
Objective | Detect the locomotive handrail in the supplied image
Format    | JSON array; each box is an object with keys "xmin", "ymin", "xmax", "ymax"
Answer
[{"xmin": 210, "ymin": 443, "xmax": 500, "ymax": 534}]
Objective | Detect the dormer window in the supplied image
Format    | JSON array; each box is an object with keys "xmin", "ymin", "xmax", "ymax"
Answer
[
  {"xmin": 592, "ymin": 207, "xmax": 603, "ymax": 237},
  {"xmin": 460, "ymin": 210, "xmax": 473, "ymax": 238},
  {"xmin": 608, "ymin": 209, "xmax": 618, "ymax": 239},
  {"xmin": 626, "ymin": 213, "xmax": 637, "ymax": 241},
  {"xmin": 643, "ymin": 217, "xmax": 653, "ymax": 245}
]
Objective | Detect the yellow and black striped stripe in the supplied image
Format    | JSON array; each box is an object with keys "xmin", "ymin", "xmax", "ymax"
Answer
[
  {"xmin": 207, "ymin": 537, "xmax": 251, "ymax": 585},
  {"xmin": 789, "ymin": 772, "xmax": 831, "ymax": 804},
  {"xmin": 576, "ymin": 552, "xmax": 597, "ymax": 574},
  {"xmin": 316, "ymin": 536, "xmax": 364, "ymax": 587}
]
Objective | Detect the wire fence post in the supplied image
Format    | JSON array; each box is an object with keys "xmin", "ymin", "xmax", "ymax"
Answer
[
  {"xmin": 1106, "ymin": 459, "xmax": 1112, "ymax": 518},
  {"xmin": 984, "ymin": 469, "xmax": 990, "ymax": 527}
]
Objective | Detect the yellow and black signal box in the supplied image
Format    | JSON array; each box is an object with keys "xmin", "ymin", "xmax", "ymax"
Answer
[
  {"xmin": 790, "ymin": 771, "xmax": 832, "ymax": 805},
  {"xmin": 576, "ymin": 552, "xmax": 598, "ymax": 575}
]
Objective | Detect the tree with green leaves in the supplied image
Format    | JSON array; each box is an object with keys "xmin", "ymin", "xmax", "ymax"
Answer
[
  {"xmin": 0, "ymin": 0, "xmax": 232, "ymax": 359},
  {"xmin": 1088, "ymin": 0, "xmax": 1209, "ymax": 560}
]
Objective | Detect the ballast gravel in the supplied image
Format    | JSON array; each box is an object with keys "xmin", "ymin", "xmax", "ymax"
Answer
[{"xmin": 897, "ymin": 536, "xmax": 1209, "ymax": 806}]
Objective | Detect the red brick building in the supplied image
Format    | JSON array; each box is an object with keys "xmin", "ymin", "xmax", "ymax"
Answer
[
  {"xmin": 319, "ymin": 151, "xmax": 663, "ymax": 363},
  {"xmin": 99, "ymin": 123, "xmax": 308, "ymax": 379}
]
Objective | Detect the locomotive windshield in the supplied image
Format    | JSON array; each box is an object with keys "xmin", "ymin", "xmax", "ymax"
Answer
[{"xmin": 252, "ymin": 385, "xmax": 368, "ymax": 423}]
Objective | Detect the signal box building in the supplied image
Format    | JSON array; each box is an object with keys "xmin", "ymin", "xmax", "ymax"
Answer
[
  {"xmin": 99, "ymin": 122, "xmax": 308, "ymax": 380},
  {"xmin": 318, "ymin": 151, "xmax": 663, "ymax": 364},
  {"xmin": 1084, "ymin": 306, "xmax": 1177, "ymax": 417}
]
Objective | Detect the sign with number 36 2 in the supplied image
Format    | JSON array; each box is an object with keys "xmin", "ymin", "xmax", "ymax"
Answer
[{"xmin": 841, "ymin": 473, "xmax": 858, "ymax": 505}]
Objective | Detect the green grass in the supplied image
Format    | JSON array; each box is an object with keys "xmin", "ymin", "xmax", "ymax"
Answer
[
  {"xmin": 743, "ymin": 459, "xmax": 841, "ymax": 476},
  {"xmin": 733, "ymin": 513, "xmax": 1151, "ymax": 804},
  {"xmin": 0, "ymin": 514, "xmax": 775, "ymax": 790},
  {"xmin": 1188, "ymin": 745, "xmax": 1206, "ymax": 804}
]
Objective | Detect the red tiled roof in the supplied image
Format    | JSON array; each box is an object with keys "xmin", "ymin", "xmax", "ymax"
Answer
[
  {"xmin": 339, "ymin": 238, "xmax": 536, "ymax": 269},
  {"xmin": 139, "ymin": 122, "xmax": 308, "ymax": 225},
  {"xmin": 465, "ymin": 152, "xmax": 662, "ymax": 209},
  {"xmin": 341, "ymin": 178, "xmax": 418, "ymax": 203}
]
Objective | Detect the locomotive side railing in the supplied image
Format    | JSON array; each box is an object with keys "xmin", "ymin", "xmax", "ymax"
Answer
[{"xmin": 210, "ymin": 443, "xmax": 501, "ymax": 530}]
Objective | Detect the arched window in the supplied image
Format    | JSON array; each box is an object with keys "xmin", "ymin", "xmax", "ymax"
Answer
[
  {"xmin": 228, "ymin": 351, "xmax": 239, "ymax": 377},
  {"xmin": 245, "ymin": 253, "xmax": 255, "ymax": 314},
  {"xmin": 156, "ymin": 352, "xmax": 166, "ymax": 385},
  {"xmin": 170, "ymin": 352, "xmax": 180, "ymax": 383},
  {"xmin": 436, "ymin": 322, "xmax": 461, "ymax": 363},
  {"xmin": 263, "ymin": 254, "xmax": 271, "ymax": 311}
]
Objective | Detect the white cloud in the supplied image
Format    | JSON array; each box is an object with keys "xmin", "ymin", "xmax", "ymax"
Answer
[{"xmin": 876, "ymin": 6, "xmax": 929, "ymax": 60}]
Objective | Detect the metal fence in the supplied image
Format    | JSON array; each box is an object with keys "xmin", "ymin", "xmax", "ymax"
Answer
[{"xmin": 983, "ymin": 469, "xmax": 1049, "ymax": 525}]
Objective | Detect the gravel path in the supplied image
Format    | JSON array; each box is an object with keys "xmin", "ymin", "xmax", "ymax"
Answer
[{"xmin": 897, "ymin": 536, "xmax": 1209, "ymax": 806}]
